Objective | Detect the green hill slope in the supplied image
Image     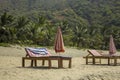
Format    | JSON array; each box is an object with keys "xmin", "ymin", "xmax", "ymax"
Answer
[
  {"xmin": 0, "ymin": 0, "xmax": 120, "ymax": 28},
  {"xmin": 0, "ymin": 0, "xmax": 120, "ymax": 49}
]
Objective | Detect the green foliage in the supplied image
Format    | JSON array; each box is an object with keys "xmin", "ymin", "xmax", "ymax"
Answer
[
  {"xmin": 0, "ymin": 0, "xmax": 120, "ymax": 50},
  {"xmin": 0, "ymin": 43, "xmax": 11, "ymax": 47}
]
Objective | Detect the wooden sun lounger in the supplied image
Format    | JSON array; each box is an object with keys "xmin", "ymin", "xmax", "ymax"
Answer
[
  {"xmin": 83, "ymin": 50, "xmax": 120, "ymax": 65},
  {"xmin": 22, "ymin": 56, "xmax": 72, "ymax": 68},
  {"xmin": 22, "ymin": 48, "xmax": 72, "ymax": 68}
]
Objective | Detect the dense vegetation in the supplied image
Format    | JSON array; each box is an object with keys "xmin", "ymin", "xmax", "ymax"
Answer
[{"xmin": 0, "ymin": 0, "xmax": 120, "ymax": 50}]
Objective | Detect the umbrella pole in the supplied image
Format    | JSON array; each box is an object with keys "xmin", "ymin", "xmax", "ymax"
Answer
[{"xmin": 56, "ymin": 52, "xmax": 61, "ymax": 56}]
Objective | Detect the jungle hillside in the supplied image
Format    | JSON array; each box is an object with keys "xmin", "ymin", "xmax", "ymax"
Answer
[{"xmin": 0, "ymin": 0, "xmax": 120, "ymax": 50}]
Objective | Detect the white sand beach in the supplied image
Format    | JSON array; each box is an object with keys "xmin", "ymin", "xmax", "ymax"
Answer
[{"xmin": 0, "ymin": 46, "xmax": 120, "ymax": 80}]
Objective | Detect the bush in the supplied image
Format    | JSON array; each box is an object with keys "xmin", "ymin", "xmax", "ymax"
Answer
[{"xmin": 0, "ymin": 43, "xmax": 11, "ymax": 47}]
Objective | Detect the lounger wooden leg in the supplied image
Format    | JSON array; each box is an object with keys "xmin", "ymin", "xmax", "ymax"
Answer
[
  {"xmin": 58, "ymin": 58, "xmax": 61, "ymax": 68},
  {"xmin": 69, "ymin": 59, "xmax": 71, "ymax": 68},
  {"xmin": 93, "ymin": 58, "xmax": 95, "ymax": 64},
  {"xmin": 58, "ymin": 59, "xmax": 60, "ymax": 68},
  {"xmin": 34, "ymin": 60, "xmax": 37, "ymax": 67},
  {"xmin": 42, "ymin": 60, "xmax": 45, "ymax": 65},
  {"xmin": 60, "ymin": 59, "xmax": 63, "ymax": 68},
  {"xmin": 48, "ymin": 59, "xmax": 51, "ymax": 68},
  {"xmin": 31, "ymin": 60, "xmax": 34, "ymax": 67},
  {"xmin": 108, "ymin": 58, "xmax": 109, "ymax": 65},
  {"xmin": 86, "ymin": 58, "xmax": 88, "ymax": 64},
  {"xmin": 22, "ymin": 58, "xmax": 25, "ymax": 67},
  {"xmin": 99, "ymin": 59, "xmax": 101, "ymax": 64}
]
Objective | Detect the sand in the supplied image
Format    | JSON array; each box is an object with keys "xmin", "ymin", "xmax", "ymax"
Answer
[{"xmin": 0, "ymin": 46, "xmax": 120, "ymax": 80}]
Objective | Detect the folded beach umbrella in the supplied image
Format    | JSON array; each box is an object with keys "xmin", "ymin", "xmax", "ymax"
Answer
[
  {"xmin": 109, "ymin": 35, "xmax": 117, "ymax": 55},
  {"xmin": 54, "ymin": 27, "xmax": 65, "ymax": 53}
]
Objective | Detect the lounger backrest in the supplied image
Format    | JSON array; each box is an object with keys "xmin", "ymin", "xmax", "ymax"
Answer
[
  {"xmin": 25, "ymin": 48, "xmax": 51, "ymax": 57},
  {"xmin": 88, "ymin": 50, "xmax": 102, "ymax": 56}
]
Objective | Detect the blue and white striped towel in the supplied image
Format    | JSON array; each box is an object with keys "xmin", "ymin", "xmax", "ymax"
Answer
[{"xmin": 27, "ymin": 48, "xmax": 48, "ymax": 55}]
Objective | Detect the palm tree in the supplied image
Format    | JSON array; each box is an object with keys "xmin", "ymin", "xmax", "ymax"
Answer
[
  {"xmin": 15, "ymin": 16, "xmax": 29, "ymax": 28},
  {"xmin": 72, "ymin": 25, "xmax": 88, "ymax": 47},
  {"xmin": 0, "ymin": 12, "xmax": 15, "ymax": 43},
  {"xmin": 43, "ymin": 23, "xmax": 55, "ymax": 46},
  {"xmin": 26, "ymin": 16, "xmax": 48, "ymax": 45},
  {"xmin": 0, "ymin": 12, "xmax": 14, "ymax": 26},
  {"xmin": 87, "ymin": 25, "xmax": 104, "ymax": 49},
  {"xmin": 15, "ymin": 16, "xmax": 30, "ymax": 44}
]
